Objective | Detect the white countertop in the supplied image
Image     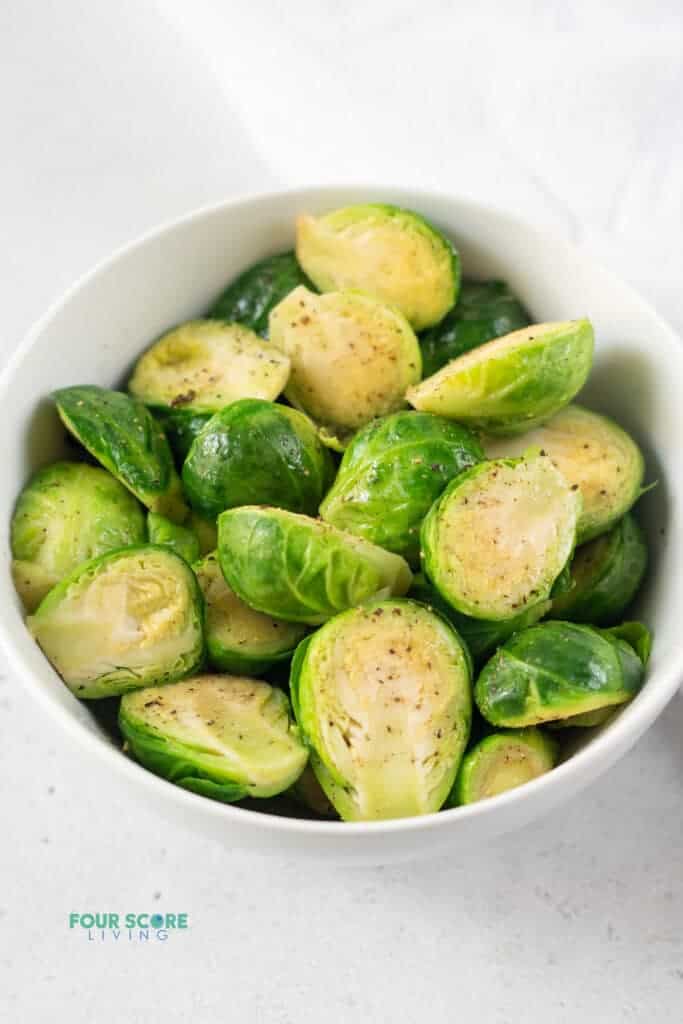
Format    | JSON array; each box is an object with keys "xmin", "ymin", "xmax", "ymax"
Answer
[{"xmin": 2, "ymin": 3, "xmax": 682, "ymax": 1020}]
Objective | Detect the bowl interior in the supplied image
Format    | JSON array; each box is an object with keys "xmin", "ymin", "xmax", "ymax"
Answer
[{"xmin": 1, "ymin": 186, "xmax": 681, "ymax": 838}]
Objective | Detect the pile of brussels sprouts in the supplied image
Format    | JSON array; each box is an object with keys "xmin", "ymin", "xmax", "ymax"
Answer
[{"xmin": 11, "ymin": 203, "xmax": 653, "ymax": 821}]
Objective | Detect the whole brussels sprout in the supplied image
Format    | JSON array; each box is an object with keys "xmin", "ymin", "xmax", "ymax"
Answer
[
  {"xmin": 147, "ymin": 512, "xmax": 200, "ymax": 565},
  {"xmin": 128, "ymin": 319, "xmax": 290, "ymax": 412},
  {"xmin": 217, "ymin": 506, "xmax": 412, "ymax": 625},
  {"xmin": 269, "ymin": 286, "xmax": 421, "ymax": 443},
  {"xmin": 548, "ymin": 707, "xmax": 615, "ymax": 729},
  {"xmin": 550, "ymin": 513, "xmax": 647, "ymax": 625},
  {"xmin": 194, "ymin": 551, "xmax": 308, "ymax": 676},
  {"xmin": 474, "ymin": 620, "xmax": 650, "ymax": 727},
  {"xmin": 448, "ymin": 728, "xmax": 558, "ymax": 806},
  {"xmin": 420, "ymin": 279, "xmax": 530, "ymax": 377},
  {"xmin": 182, "ymin": 399, "xmax": 335, "ymax": 519},
  {"xmin": 152, "ymin": 408, "xmax": 212, "ymax": 464},
  {"xmin": 290, "ymin": 599, "xmax": 471, "ymax": 820},
  {"xmin": 190, "ymin": 511, "xmax": 218, "ymax": 557},
  {"xmin": 54, "ymin": 386, "xmax": 187, "ymax": 522},
  {"xmin": 29, "ymin": 546, "xmax": 204, "ymax": 698},
  {"xmin": 483, "ymin": 404, "xmax": 646, "ymax": 542},
  {"xmin": 407, "ymin": 320, "xmax": 594, "ymax": 435},
  {"xmin": 296, "ymin": 204, "xmax": 460, "ymax": 330},
  {"xmin": 409, "ymin": 573, "xmax": 551, "ymax": 665},
  {"xmin": 207, "ymin": 251, "xmax": 313, "ymax": 337},
  {"xmin": 10, "ymin": 460, "xmax": 145, "ymax": 611},
  {"xmin": 421, "ymin": 456, "xmax": 580, "ymax": 621},
  {"xmin": 119, "ymin": 674, "xmax": 308, "ymax": 801},
  {"xmin": 320, "ymin": 411, "xmax": 483, "ymax": 562}
]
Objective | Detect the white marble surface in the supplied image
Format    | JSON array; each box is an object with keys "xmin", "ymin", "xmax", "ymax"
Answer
[{"xmin": 1, "ymin": 2, "xmax": 682, "ymax": 1020}]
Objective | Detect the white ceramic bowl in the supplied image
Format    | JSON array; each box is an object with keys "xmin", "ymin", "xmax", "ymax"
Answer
[{"xmin": 1, "ymin": 186, "xmax": 681, "ymax": 865}]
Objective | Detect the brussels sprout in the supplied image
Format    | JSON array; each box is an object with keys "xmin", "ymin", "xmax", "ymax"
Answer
[
  {"xmin": 10, "ymin": 461, "xmax": 145, "ymax": 611},
  {"xmin": 128, "ymin": 320, "xmax": 290, "ymax": 413},
  {"xmin": 153, "ymin": 408, "xmax": 212, "ymax": 464},
  {"xmin": 147, "ymin": 512, "xmax": 200, "ymax": 565},
  {"xmin": 474, "ymin": 620, "xmax": 649, "ymax": 727},
  {"xmin": 54, "ymin": 386, "xmax": 187, "ymax": 522},
  {"xmin": 407, "ymin": 320, "xmax": 594, "ymax": 435},
  {"xmin": 28, "ymin": 546, "xmax": 204, "ymax": 698},
  {"xmin": 288, "ymin": 765, "xmax": 337, "ymax": 818},
  {"xmin": 182, "ymin": 399, "xmax": 334, "ymax": 519},
  {"xmin": 296, "ymin": 204, "xmax": 460, "ymax": 331},
  {"xmin": 550, "ymin": 513, "xmax": 647, "ymax": 625},
  {"xmin": 119, "ymin": 674, "xmax": 307, "ymax": 801},
  {"xmin": 548, "ymin": 707, "xmax": 615, "ymax": 729},
  {"xmin": 420, "ymin": 279, "xmax": 530, "ymax": 377},
  {"xmin": 449, "ymin": 728, "xmax": 558, "ymax": 806},
  {"xmin": 217, "ymin": 506, "xmax": 412, "ymax": 625},
  {"xmin": 269, "ymin": 286, "xmax": 421, "ymax": 441},
  {"xmin": 207, "ymin": 251, "xmax": 313, "ymax": 337},
  {"xmin": 409, "ymin": 573, "xmax": 551, "ymax": 665},
  {"xmin": 290, "ymin": 599, "xmax": 471, "ymax": 820},
  {"xmin": 194, "ymin": 551, "xmax": 308, "ymax": 676},
  {"xmin": 191, "ymin": 512, "xmax": 218, "ymax": 557},
  {"xmin": 483, "ymin": 405, "xmax": 646, "ymax": 542},
  {"xmin": 421, "ymin": 456, "xmax": 580, "ymax": 621},
  {"xmin": 319, "ymin": 411, "xmax": 483, "ymax": 562}
]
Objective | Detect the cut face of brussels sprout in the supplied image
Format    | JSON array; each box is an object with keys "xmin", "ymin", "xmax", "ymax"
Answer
[
  {"xmin": 147, "ymin": 512, "xmax": 200, "ymax": 565},
  {"xmin": 29, "ymin": 546, "xmax": 204, "ymax": 699},
  {"xmin": 319, "ymin": 411, "xmax": 483, "ymax": 563},
  {"xmin": 450, "ymin": 728, "xmax": 557, "ymax": 805},
  {"xmin": 182, "ymin": 398, "xmax": 334, "ymax": 519},
  {"xmin": 409, "ymin": 574, "xmax": 551, "ymax": 665},
  {"xmin": 550, "ymin": 513, "xmax": 647, "ymax": 625},
  {"xmin": 269, "ymin": 286, "xmax": 421, "ymax": 439},
  {"xmin": 207, "ymin": 251, "xmax": 313, "ymax": 337},
  {"xmin": 119, "ymin": 675, "xmax": 307, "ymax": 801},
  {"xmin": 296, "ymin": 204, "xmax": 460, "ymax": 330},
  {"xmin": 195, "ymin": 552, "xmax": 308, "ymax": 676},
  {"xmin": 128, "ymin": 320, "xmax": 290, "ymax": 412},
  {"xmin": 217, "ymin": 506, "xmax": 412, "ymax": 625},
  {"xmin": 54, "ymin": 386, "xmax": 187, "ymax": 522},
  {"xmin": 153, "ymin": 408, "xmax": 212, "ymax": 464},
  {"xmin": 474, "ymin": 620, "xmax": 648, "ymax": 727},
  {"xmin": 421, "ymin": 457, "xmax": 580, "ymax": 621},
  {"xmin": 10, "ymin": 460, "xmax": 146, "ymax": 611},
  {"xmin": 420, "ymin": 279, "xmax": 530, "ymax": 377},
  {"xmin": 483, "ymin": 404, "xmax": 646, "ymax": 541},
  {"xmin": 407, "ymin": 320, "xmax": 594, "ymax": 435},
  {"xmin": 290, "ymin": 599, "xmax": 471, "ymax": 820}
]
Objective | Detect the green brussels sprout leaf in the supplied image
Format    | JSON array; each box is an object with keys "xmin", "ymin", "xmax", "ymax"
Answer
[
  {"xmin": 147, "ymin": 512, "xmax": 200, "ymax": 565},
  {"xmin": 207, "ymin": 251, "xmax": 313, "ymax": 337}
]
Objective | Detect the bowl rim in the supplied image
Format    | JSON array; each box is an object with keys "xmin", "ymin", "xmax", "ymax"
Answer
[{"xmin": 2, "ymin": 182, "xmax": 682, "ymax": 838}]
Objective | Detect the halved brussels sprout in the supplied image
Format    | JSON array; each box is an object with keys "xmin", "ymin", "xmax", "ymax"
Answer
[
  {"xmin": 119, "ymin": 674, "xmax": 307, "ymax": 801},
  {"xmin": 290, "ymin": 599, "xmax": 471, "ymax": 820},
  {"xmin": 420, "ymin": 279, "xmax": 530, "ymax": 377},
  {"xmin": 409, "ymin": 574, "xmax": 551, "ymax": 665},
  {"xmin": 182, "ymin": 399, "xmax": 334, "ymax": 519},
  {"xmin": 269, "ymin": 286, "xmax": 421, "ymax": 441},
  {"xmin": 421, "ymin": 456, "xmax": 580, "ymax": 621},
  {"xmin": 407, "ymin": 320, "xmax": 594, "ymax": 435},
  {"xmin": 128, "ymin": 320, "xmax": 290, "ymax": 413},
  {"xmin": 474, "ymin": 620, "xmax": 649, "ymax": 727},
  {"xmin": 296, "ymin": 204, "xmax": 460, "ymax": 330},
  {"xmin": 147, "ymin": 512, "xmax": 200, "ymax": 565},
  {"xmin": 288, "ymin": 765, "xmax": 337, "ymax": 818},
  {"xmin": 449, "ymin": 728, "xmax": 558, "ymax": 806},
  {"xmin": 194, "ymin": 552, "xmax": 308, "ymax": 676},
  {"xmin": 483, "ymin": 404, "xmax": 646, "ymax": 542},
  {"xmin": 550, "ymin": 513, "xmax": 647, "ymax": 625},
  {"xmin": 319, "ymin": 411, "xmax": 483, "ymax": 562},
  {"xmin": 207, "ymin": 251, "xmax": 313, "ymax": 337},
  {"xmin": 217, "ymin": 506, "xmax": 412, "ymax": 625},
  {"xmin": 54, "ymin": 386, "xmax": 187, "ymax": 522},
  {"xmin": 10, "ymin": 461, "xmax": 146, "ymax": 612},
  {"xmin": 29, "ymin": 546, "xmax": 204, "ymax": 699},
  {"xmin": 153, "ymin": 408, "xmax": 212, "ymax": 464}
]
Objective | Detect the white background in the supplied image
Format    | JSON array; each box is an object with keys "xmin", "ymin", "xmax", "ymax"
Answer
[{"xmin": 1, "ymin": 2, "xmax": 682, "ymax": 1021}]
